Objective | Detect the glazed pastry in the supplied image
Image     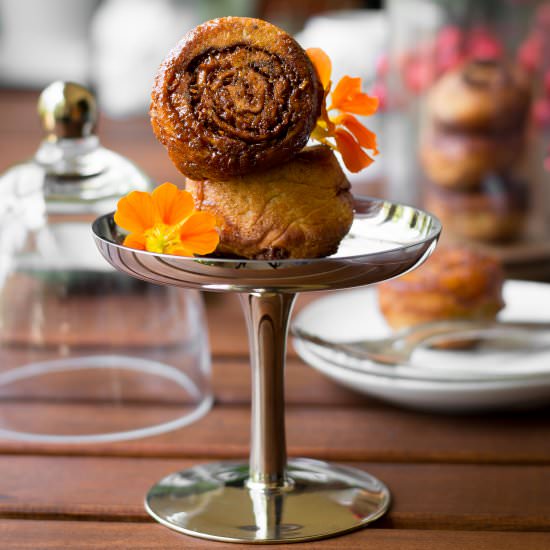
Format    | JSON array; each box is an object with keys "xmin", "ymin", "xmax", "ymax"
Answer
[
  {"xmin": 186, "ymin": 146, "xmax": 353, "ymax": 260},
  {"xmin": 419, "ymin": 124, "xmax": 525, "ymax": 189},
  {"xmin": 423, "ymin": 177, "xmax": 528, "ymax": 242},
  {"xmin": 426, "ymin": 60, "xmax": 531, "ymax": 133},
  {"xmin": 378, "ymin": 245, "xmax": 505, "ymax": 331},
  {"xmin": 151, "ymin": 17, "xmax": 322, "ymax": 181}
]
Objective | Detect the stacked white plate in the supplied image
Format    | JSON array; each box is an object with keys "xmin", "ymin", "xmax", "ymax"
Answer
[{"xmin": 292, "ymin": 281, "xmax": 550, "ymax": 412}]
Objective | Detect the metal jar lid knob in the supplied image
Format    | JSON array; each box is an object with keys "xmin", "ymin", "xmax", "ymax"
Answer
[{"xmin": 38, "ymin": 81, "xmax": 98, "ymax": 141}]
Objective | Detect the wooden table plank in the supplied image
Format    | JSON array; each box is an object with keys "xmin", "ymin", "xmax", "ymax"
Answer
[
  {"xmin": 2, "ymin": 404, "xmax": 550, "ymax": 464},
  {"xmin": 1, "ymin": 456, "xmax": 550, "ymax": 531},
  {"xmin": 1, "ymin": 521, "xmax": 550, "ymax": 550}
]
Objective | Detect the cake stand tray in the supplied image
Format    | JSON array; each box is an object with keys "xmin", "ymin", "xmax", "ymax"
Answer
[{"xmin": 92, "ymin": 195, "xmax": 441, "ymax": 544}]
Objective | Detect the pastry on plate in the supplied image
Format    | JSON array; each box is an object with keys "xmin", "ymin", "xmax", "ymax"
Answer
[{"xmin": 378, "ymin": 245, "xmax": 505, "ymax": 332}]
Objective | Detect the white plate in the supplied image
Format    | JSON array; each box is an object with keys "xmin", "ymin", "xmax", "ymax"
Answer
[{"xmin": 292, "ymin": 280, "xmax": 550, "ymax": 412}]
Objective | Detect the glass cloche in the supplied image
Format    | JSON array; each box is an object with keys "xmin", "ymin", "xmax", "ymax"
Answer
[{"xmin": 0, "ymin": 82, "xmax": 212, "ymax": 442}]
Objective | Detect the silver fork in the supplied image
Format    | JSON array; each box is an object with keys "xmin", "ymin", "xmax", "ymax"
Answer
[{"xmin": 291, "ymin": 320, "xmax": 550, "ymax": 366}]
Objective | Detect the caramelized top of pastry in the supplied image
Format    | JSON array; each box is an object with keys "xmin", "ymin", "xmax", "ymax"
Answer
[{"xmin": 151, "ymin": 17, "xmax": 323, "ymax": 181}]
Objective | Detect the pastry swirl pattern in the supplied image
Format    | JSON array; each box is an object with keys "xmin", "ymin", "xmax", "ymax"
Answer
[{"xmin": 151, "ymin": 17, "xmax": 322, "ymax": 181}]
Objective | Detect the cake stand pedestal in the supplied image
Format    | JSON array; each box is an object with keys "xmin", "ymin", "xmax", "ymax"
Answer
[{"xmin": 93, "ymin": 196, "xmax": 440, "ymax": 544}]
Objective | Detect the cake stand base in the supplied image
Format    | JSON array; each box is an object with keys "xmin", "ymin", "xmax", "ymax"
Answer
[{"xmin": 145, "ymin": 458, "xmax": 391, "ymax": 544}]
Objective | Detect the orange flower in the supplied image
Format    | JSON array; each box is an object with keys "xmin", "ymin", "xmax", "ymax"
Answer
[
  {"xmin": 307, "ymin": 47, "xmax": 379, "ymax": 172},
  {"xmin": 114, "ymin": 182, "xmax": 219, "ymax": 256}
]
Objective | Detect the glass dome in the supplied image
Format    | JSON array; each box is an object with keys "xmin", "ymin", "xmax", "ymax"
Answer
[{"xmin": 0, "ymin": 82, "xmax": 212, "ymax": 442}]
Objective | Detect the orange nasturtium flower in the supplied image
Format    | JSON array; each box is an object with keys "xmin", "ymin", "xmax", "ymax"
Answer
[
  {"xmin": 114, "ymin": 182, "xmax": 219, "ymax": 256},
  {"xmin": 307, "ymin": 48, "xmax": 379, "ymax": 173}
]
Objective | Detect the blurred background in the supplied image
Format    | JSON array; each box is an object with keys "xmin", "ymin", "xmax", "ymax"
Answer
[
  {"xmin": 0, "ymin": 0, "xmax": 549, "ymax": 276},
  {"xmin": 0, "ymin": 0, "xmax": 383, "ymax": 114}
]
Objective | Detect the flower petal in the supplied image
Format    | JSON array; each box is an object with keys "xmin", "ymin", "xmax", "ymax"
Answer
[
  {"xmin": 114, "ymin": 191, "xmax": 156, "ymax": 234},
  {"xmin": 334, "ymin": 129, "xmax": 374, "ymax": 173},
  {"xmin": 336, "ymin": 114, "xmax": 379, "ymax": 155},
  {"xmin": 163, "ymin": 244, "xmax": 194, "ymax": 257},
  {"xmin": 331, "ymin": 76, "xmax": 379, "ymax": 115},
  {"xmin": 331, "ymin": 76, "xmax": 359, "ymax": 108},
  {"xmin": 151, "ymin": 182, "xmax": 195, "ymax": 225},
  {"xmin": 122, "ymin": 232, "xmax": 146, "ymax": 250},
  {"xmin": 181, "ymin": 232, "xmax": 220, "ymax": 256},
  {"xmin": 307, "ymin": 47, "xmax": 332, "ymax": 90},
  {"xmin": 179, "ymin": 211, "xmax": 220, "ymax": 255}
]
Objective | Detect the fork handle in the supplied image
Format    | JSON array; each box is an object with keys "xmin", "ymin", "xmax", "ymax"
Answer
[{"xmin": 399, "ymin": 320, "xmax": 550, "ymax": 344}]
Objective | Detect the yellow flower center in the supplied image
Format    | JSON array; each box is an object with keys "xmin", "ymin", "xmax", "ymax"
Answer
[{"xmin": 143, "ymin": 223, "xmax": 183, "ymax": 254}]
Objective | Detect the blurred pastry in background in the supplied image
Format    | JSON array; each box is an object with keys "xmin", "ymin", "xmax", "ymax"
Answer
[
  {"xmin": 423, "ymin": 176, "xmax": 529, "ymax": 242},
  {"xmin": 186, "ymin": 146, "xmax": 353, "ymax": 260},
  {"xmin": 420, "ymin": 60, "xmax": 531, "ymax": 190},
  {"xmin": 425, "ymin": 59, "xmax": 531, "ymax": 133},
  {"xmin": 378, "ymin": 245, "xmax": 505, "ymax": 331},
  {"xmin": 419, "ymin": 125, "xmax": 525, "ymax": 190},
  {"xmin": 419, "ymin": 59, "xmax": 532, "ymax": 244}
]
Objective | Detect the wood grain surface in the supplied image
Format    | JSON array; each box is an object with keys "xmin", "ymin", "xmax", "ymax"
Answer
[
  {"xmin": 1, "ymin": 90, "xmax": 550, "ymax": 548},
  {"xmin": 2, "ymin": 521, "xmax": 550, "ymax": 550}
]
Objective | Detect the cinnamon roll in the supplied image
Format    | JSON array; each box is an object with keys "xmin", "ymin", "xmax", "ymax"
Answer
[
  {"xmin": 186, "ymin": 146, "xmax": 353, "ymax": 260},
  {"xmin": 151, "ymin": 17, "xmax": 323, "ymax": 181}
]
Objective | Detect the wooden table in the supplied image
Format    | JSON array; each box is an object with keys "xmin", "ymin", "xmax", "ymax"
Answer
[{"xmin": 1, "ymin": 90, "xmax": 550, "ymax": 549}]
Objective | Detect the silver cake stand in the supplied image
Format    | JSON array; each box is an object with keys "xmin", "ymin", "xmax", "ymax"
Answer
[{"xmin": 92, "ymin": 196, "xmax": 440, "ymax": 544}]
